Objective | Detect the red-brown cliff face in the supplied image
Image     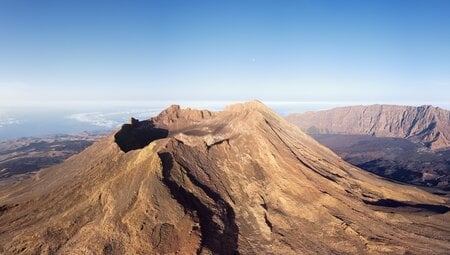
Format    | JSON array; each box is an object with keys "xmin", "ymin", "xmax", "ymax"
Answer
[{"xmin": 287, "ymin": 105, "xmax": 450, "ymax": 150}]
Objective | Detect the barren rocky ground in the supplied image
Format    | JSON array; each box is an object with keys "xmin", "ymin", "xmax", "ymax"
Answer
[
  {"xmin": 0, "ymin": 132, "xmax": 106, "ymax": 187},
  {"xmin": 0, "ymin": 101, "xmax": 449, "ymax": 254},
  {"xmin": 310, "ymin": 134, "xmax": 450, "ymax": 191},
  {"xmin": 287, "ymin": 105, "xmax": 450, "ymax": 192}
]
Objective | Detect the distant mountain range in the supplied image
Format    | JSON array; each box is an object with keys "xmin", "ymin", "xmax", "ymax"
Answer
[
  {"xmin": 1, "ymin": 101, "xmax": 449, "ymax": 254},
  {"xmin": 287, "ymin": 104, "xmax": 450, "ymax": 190},
  {"xmin": 287, "ymin": 105, "xmax": 450, "ymax": 150}
]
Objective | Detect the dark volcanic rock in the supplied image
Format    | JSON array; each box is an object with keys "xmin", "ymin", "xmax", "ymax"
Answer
[{"xmin": 0, "ymin": 133, "xmax": 105, "ymax": 187}]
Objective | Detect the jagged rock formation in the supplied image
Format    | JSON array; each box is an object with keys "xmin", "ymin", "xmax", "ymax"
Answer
[
  {"xmin": 1, "ymin": 101, "xmax": 450, "ymax": 254},
  {"xmin": 287, "ymin": 105, "xmax": 450, "ymax": 150}
]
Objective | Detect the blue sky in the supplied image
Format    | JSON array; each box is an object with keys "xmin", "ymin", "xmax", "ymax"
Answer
[{"xmin": 1, "ymin": 0, "xmax": 450, "ymax": 105}]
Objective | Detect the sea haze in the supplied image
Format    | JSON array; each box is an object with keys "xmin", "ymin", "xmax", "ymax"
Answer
[
  {"xmin": 0, "ymin": 101, "xmax": 167, "ymax": 140},
  {"xmin": 1, "ymin": 101, "xmax": 449, "ymax": 140}
]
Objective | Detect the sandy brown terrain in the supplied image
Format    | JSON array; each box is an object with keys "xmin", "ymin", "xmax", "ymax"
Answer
[{"xmin": 0, "ymin": 101, "xmax": 449, "ymax": 254}]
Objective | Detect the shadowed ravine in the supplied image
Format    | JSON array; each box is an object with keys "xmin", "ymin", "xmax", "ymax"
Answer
[
  {"xmin": 363, "ymin": 199, "xmax": 450, "ymax": 214},
  {"xmin": 158, "ymin": 151, "xmax": 239, "ymax": 254}
]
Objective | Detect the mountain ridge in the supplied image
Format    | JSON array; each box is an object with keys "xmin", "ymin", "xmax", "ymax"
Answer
[{"xmin": 287, "ymin": 104, "xmax": 450, "ymax": 150}]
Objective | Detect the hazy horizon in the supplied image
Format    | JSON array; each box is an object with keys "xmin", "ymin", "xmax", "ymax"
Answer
[
  {"xmin": 0, "ymin": 100, "xmax": 382, "ymax": 140},
  {"xmin": 1, "ymin": 99, "xmax": 449, "ymax": 141}
]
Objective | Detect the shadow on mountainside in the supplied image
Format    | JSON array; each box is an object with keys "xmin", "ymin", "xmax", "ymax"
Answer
[{"xmin": 114, "ymin": 118, "xmax": 168, "ymax": 152}]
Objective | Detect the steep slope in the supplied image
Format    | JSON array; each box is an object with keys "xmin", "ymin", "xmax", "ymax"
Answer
[
  {"xmin": 1, "ymin": 101, "xmax": 449, "ymax": 254},
  {"xmin": 286, "ymin": 105, "xmax": 450, "ymax": 150}
]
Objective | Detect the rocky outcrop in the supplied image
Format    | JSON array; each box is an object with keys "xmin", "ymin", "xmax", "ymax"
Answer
[
  {"xmin": 1, "ymin": 101, "xmax": 450, "ymax": 254},
  {"xmin": 287, "ymin": 104, "xmax": 450, "ymax": 150}
]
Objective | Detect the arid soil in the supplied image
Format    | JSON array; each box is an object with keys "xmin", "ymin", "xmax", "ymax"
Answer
[{"xmin": 1, "ymin": 101, "xmax": 449, "ymax": 254}]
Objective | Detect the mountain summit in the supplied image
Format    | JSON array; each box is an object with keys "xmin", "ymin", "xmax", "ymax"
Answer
[
  {"xmin": 1, "ymin": 101, "xmax": 449, "ymax": 254},
  {"xmin": 287, "ymin": 104, "xmax": 450, "ymax": 150}
]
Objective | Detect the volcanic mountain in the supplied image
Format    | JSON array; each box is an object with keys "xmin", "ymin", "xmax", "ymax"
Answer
[
  {"xmin": 1, "ymin": 101, "xmax": 449, "ymax": 254},
  {"xmin": 286, "ymin": 105, "xmax": 450, "ymax": 150}
]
